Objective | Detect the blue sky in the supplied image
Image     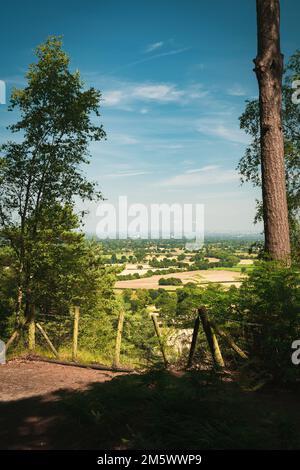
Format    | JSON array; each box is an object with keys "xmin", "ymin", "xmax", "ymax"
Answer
[{"xmin": 0, "ymin": 0, "xmax": 299, "ymax": 234}]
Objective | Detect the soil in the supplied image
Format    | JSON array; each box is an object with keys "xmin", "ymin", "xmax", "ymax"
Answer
[
  {"xmin": 0, "ymin": 358, "xmax": 125, "ymax": 402},
  {"xmin": 115, "ymin": 269, "xmax": 242, "ymax": 289},
  {"xmin": 0, "ymin": 358, "xmax": 126, "ymax": 449},
  {"xmin": 1, "ymin": 358, "xmax": 299, "ymax": 450}
]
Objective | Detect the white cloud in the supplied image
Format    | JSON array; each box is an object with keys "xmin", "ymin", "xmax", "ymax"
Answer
[
  {"xmin": 160, "ymin": 166, "xmax": 239, "ymax": 187},
  {"xmin": 185, "ymin": 165, "xmax": 219, "ymax": 174},
  {"xmin": 115, "ymin": 47, "xmax": 190, "ymax": 71},
  {"xmin": 105, "ymin": 170, "xmax": 151, "ymax": 178},
  {"xmin": 133, "ymin": 84, "xmax": 184, "ymax": 102},
  {"xmin": 102, "ymin": 81, "xmax": 208, "ymax": 108},
  {"xmin": 196, "ymin": 119, "xmax": 249, "ymax": 144},
  {"xmin": 110, "ymin": 133, "xmax": 139, "ymax": 145},
  {"xmin": 104, "ymin": 90, "xmax": 123, "ymax": 105},
  {"xmin": 145, "ymin": 41, "xmax": 164, "ymax": 53},
  {"xmin": 227, "ymin": 84, "xmax": 246, "ymax": 96}
]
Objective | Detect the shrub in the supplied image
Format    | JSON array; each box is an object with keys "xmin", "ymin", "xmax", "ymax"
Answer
[
  {"xmin": 158, "ymin": 277, "xmax": 182, "ymax": 286},
  {"xmin": 239, "ymin": 262, "xmax": 300, "ymax": 382}
]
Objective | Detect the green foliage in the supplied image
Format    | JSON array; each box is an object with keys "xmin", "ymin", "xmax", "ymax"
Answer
[
  {"xmin": 0, "ymin": 246, "xmax": 18, "ymax": 339},
  {"xmin": 158, "ymin": 277, "xmax": 182, "ymax": 286},
  {"xmin": 0, "ymin": 36, "xmax": 106, "ymax": 321},
  {"xmin": 154, "ymin": 290, "xmax": 177, "ymax": 321},
  {"xmin": 239, "ymin": 262, "xmax": 300, "ymax": 382},
  {"xmin": 121, "ymin": 290, "xmax": 162, "ymax": 366}
]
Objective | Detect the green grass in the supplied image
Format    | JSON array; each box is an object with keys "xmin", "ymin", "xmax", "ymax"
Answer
[
  {"xmin": 13, "ymin": 344, "xmax": 155, "ymax": 370},
  {"xmin": 212, "ymin": 265, "xmax": 254, "ymax": 273}
]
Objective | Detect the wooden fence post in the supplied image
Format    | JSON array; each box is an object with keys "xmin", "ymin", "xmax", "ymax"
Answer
[
  {"xmin": 5, "ymin": 330, "xmax": 20, "ymax": 353},
  {"xmin": 187, "ymin": 313, "xmax": 200, "ymax": 368},
  {"xmin": 198, "ymin": 307, "xmax": 224, "ymax": 368},
  {"xmin": 28, "ymin": 305, "xmax": 35, "ymax": 352},
  {"xmin": 209, "ymin": 319, "xmax": 248, "ymax": 360},
  {"xmin": 72, "ymin": 306, "xmax": 80, "ymax": 361},
  {"xmin": 113, "ymin": 308, "xmax": 125, "ymax": 368},
  {"xmin": 151, "ymin": 313, "xmax": 168, "ymax": 368},
  {"xmin": 36, "ymin": 322, "xmax": 59, "ymax": 358}
]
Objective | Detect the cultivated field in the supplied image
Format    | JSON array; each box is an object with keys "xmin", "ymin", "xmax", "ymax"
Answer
[{"xmin": 115, "ymin": 269, "xmax": 243, "ymax": 289}]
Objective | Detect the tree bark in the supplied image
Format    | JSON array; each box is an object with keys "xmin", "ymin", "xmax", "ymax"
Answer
[{"xmin": 254, "ymin": 0, "xmax": 291, "ymax": 263}]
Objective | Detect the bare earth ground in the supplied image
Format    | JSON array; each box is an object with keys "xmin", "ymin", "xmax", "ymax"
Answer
[
  {"xmin": 0, "ymin": 358, "xmax": 125, "ymax": 402},
  {"xmin": 1, "ymin": 359, "xmax": 300, "ymax": 450},
  {"xmin": 115, "ymin": 269, "xmax": 243, "ymax": 289},
  {"xmin": 0, "ymin": 359, "xmax": 127, "ymax": 449}
]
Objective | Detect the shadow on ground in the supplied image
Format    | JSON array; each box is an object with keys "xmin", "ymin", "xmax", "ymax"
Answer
[{"xmin": 1, "ymin": 369, "xmax": 300, "ymax": 449}]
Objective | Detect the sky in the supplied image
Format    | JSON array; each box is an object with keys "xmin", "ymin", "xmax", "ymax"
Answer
[{"xmin": 0, "ymin": 0, "xmax": 299, "ymax": 236}]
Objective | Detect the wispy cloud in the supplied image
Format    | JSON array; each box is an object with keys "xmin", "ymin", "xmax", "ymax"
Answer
[
  {"xmin": 133, "ymin": 84, "xmax": 184, "ymax": 102},
  {"xmin": 160, "ymin": 165, "xmax": 239, "ymax": 187},
  {"xmin": 104, "ymin": 90, "xmax": 124, "ymax": 106},
  {"xmin": 105, "ymin": 170, "xmax": 151, "ymax": 178},
  {"xmin": 196, "ymin": 119, "xmax": 249, "ymax": 144},
  {"xmin": 145, "ymin": 41, "xmax": 164, "ymax": 53},
  {"xmin": 185, "ymin": 165, "xmax": 219, "ymax": 174},
  {"xmin": 113, "ymin": 47, "xmax": 190, "ymax": 72},
  {"xmin": 102, "ymin": 80, "xmax": 208, "ymax": 108},
  {"xmin": 227, "ymin": 84, "xmax": 246, "ymax": 97},
  {"xmin": 109, "ymin": 133, "xmax": 139, "ymax": 145}
]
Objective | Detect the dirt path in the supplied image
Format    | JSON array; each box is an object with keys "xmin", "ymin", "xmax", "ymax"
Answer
[
  {"xmin": 0, "ymin": 359, "xmax": 128, "ymax": 449},
  {"xmin": 1, "ymin": 359, "xmax": 300, "ymax": 450},
  {"xmin": 0, "ymin": 358, "xmax": 125, "ymax": 401}
]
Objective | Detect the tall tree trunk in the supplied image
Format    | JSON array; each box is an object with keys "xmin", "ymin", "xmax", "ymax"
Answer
[{"xmin": 254, "ymin": 0, "xmax": 291, "ymax": 263}]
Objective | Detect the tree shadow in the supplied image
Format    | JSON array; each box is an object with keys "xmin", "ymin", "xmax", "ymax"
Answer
[{"xmin": 0, "ymin": 368, "xmax": 299, "ymax": 450}]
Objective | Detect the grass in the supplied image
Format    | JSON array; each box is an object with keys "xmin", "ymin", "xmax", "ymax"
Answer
[
  {"xmin": 212, "ymin": 266, "xmax": 254, "ymax": 273},
  {"xmin": 10, "ymin": 344, "xmax": 156, "ymax": 370}
]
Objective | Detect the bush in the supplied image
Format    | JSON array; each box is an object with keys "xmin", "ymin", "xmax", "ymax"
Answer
[
  {"xmin": 239, "ymin": 262, "xmax": 300, "ymax": 382},
  {"xmin": 158, "ymin": 277, "xmax": 182, "ymax": 286}
]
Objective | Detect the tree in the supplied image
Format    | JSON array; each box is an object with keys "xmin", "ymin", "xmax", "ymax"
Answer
[
  {"xmin": 239, "ymin": 51, "xmax": 300, "ymax": 260},
  {"xmin": 0, "ymin": 36, "xmax": 106, "ymax": 324},
  {"xmin": 254, "ymin": 0, "xmax": 291, "ymax": 262}
]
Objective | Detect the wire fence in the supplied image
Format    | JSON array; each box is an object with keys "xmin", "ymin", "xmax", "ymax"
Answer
[{"xmin": 6, "ymin": 301, "xmax": 259, "ymax": 372}]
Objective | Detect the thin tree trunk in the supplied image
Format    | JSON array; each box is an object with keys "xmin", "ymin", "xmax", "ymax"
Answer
[
  {"xmin": 16, "ymin": 284, "xmax": 23, "ymax": 326},
  {"xmin": 254, "ymin": 0, "xmax": 291, "ymax": 263}
]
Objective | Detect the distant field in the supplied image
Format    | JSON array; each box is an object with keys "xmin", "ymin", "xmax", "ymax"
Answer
[{"xmin": 115, "ymin": 269, "xmax": 243, "ymax": 289}]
